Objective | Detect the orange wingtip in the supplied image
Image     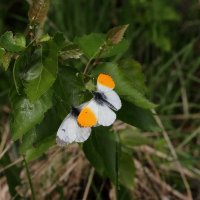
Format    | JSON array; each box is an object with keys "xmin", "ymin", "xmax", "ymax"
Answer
[
  {"xmin": 97, "ymin": 73, "xmax": 115, "ymax": 89},
  {"xmin": 77, "ymin": 107, "xmax": 97, "ymax": 127}
]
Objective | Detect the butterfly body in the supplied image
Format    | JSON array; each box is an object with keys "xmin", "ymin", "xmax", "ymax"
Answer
[{"xmin": 77, "ymin": 74, "xmax": 121, "ymax": 127}]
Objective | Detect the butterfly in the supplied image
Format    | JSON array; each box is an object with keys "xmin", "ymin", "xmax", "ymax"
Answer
[
  {"xmin": 56, "ymin": 105, "xmax": 91, "ymax": 146},
  {"xmin": 77, "ymin": 73, "xmax": 121, "ymax": 127}
]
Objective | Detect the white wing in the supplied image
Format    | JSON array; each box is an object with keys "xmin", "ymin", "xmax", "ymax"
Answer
[
  {"xmin": 104, "ymin": 90, "xmax": 122, "ymax": 111},
  {"xmin": 75, "ymin": 127, "xmax": 91, "ymax": 142},
  {"xmin": 97, "ymin": 104, "xmax": 116, "ymax": 126},
  {"xmin": 56, "ymin": 114, "xmax": 79, "ymax": 146},
  {"xmin": 97, "ymin": 82, "xmax": 112, "ymax": 92}
]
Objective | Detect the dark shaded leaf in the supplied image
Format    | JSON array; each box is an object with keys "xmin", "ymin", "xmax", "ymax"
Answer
[
  {"xmin": 54, "ymin": 66, "xmax": 85, "ymax": 119},
  {"xmin": 118, "ymin": 100, "xmax": 159, "ymax": 131},
  {"xmin": 83, "ymin": 127, "xmax": 117, "ymax": 183},
  {"xmin": 119, "ymin": 152, "xmax": 135, "ymax": 189}
]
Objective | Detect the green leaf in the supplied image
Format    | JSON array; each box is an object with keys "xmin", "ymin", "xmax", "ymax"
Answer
[
  {"xmin": 119, "ymin": 152, "xmax": 135, "ymax": 189},
  {"xmin": 119, "ymin": 59, "xmax": 148, "ymax": 95},
  {"xmin": 54, "ymin": 66, "xmax": 85, "ymax": 119},
  {"xmin": 75, "ymin": 33, "xmax": 105, "ymax": 59},
  {"xmin": 22, "ymin": 108, "xmax": 60, "ymax": 161},
  {"xmin": 26, "ymin": 135, "xmax": 54, "ymax": 162},
  {"xmin": 60, "ymin": 43, "xmax": 83, "ymax": 60},
  {"xmin": 19, "ymin": 128, "xmax": 37, "ymax": 154},
  {"xmin": 75, "ymin": 33, "xmax": 129, "ymax": 59},
  {"xmin": 10, "ymin": 89, "xmax": 53, "ymax": 140},
  {"xmin": 83, "ymin": 127, "xmax": 117, "ymax": 183},
  {"xmin": 93, "ymin": 62, "xmax": 156, "ymax": 109},
  {"xmin": 101, "ymin": 40, "xmax": 129, "ymax": 58},
  {"xmin": 24, "ymin": 33, "xmax": 65, "ymax": 102},
  {"xmin": 119, "ymin": 127, "xmax": 152, "ymax": 148},
  {"xmin": 0, "ymin": 48, "xmax": 13, "ymax": 70},
  {"xmin": 0, "ymin": 31, "xmax": 26, "ymax": 52},
  {"xmin": 106, "ymin": 24, "xmax": 129, "ymax": 44},
  {"xmin": 118, "ymin": 100, "xmax": 159, "ymax": 131}
]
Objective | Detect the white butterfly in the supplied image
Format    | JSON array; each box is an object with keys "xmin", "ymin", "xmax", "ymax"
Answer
[
  {"xmin": 56, "ymin": 105, "xmax": 91, "ymax": 146},
  {"xmin": 77, "ymin": 73, "xmax": 121, "ymax": 127}
]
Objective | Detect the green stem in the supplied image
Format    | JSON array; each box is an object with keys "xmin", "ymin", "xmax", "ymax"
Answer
[{"xmin": 23, "ymin": 156, "xmax": 36, "ymax": 200}]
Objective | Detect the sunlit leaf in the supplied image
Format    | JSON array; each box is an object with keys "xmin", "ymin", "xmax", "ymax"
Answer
[
  {"xmin": 60, "ymin": 43, "xmax": 83, "ymax": 60},
  {"xmin": 75, "ymin": 33, "xmax": 129, "ymax": 59},
  {"xmin": 10, "ymin": 89, "xmax": 53, "ymax": 140},
  {"xmin": 24, "ymin": 33, "xmax": 65, "ymax": 102},
  {"xmin": 75, "ymin": 33, "xmax": 105, "ymax": 59},
  {"xmin": 0, "ymin": 48, "xmax": 13, "ymax": 70},
  {"xmin": 0, "ymin": 32, "xmax": 25, "ymax": 52}
]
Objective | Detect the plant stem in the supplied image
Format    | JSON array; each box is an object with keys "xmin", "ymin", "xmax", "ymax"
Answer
[{"xmin": 23, "ymin": 156, "xmax": 36, "ymax": 200}]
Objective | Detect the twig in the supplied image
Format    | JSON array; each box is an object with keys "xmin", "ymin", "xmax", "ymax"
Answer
[
  {"xmin": 177, "ymin": 126, "xmax": 200, "ymax": 149},
  {"xmin": 160, "ymin": 113, "xmax": 200, "ymax": 120},
  {"xmin": 0, "ymin": 141, "xmax": 14, "ymax": 160},
  {"xmin": 175, "ymin": 58, "xmax": 189, "ymax": 115},
  {"xmin": 0, "ymin": 157, "xmax": 23, "ymax": 174},
  {"xmin": 23, "ymin": 156, "xmax": 36, "ymax": 200},
  {"xmin": 82, "ymin": 167, "xmax": 95, "ymax": 200},
  {"xmin": 152, "ymin": 109, "xmax": 193, "ymax": 200},
  {"xmin": 134, "ymin": 159, "xmax": 187, "ymax": 200}
]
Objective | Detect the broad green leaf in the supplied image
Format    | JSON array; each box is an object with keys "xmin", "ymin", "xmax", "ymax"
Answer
[
  {"xmin": 83, "ymin": 127, "xmax": 117, "ymax": 183},
  {"xmin": 119, "ymin": 59, "xmax": 148, "ymax": 95},
  {"xmin": 118, "ymin": 100, "xmax": 159, "ymax": 131},
  {"xmin": 82, "ymin": 133, "xmax": 105, "ymax": 175},
  {"xmin": 119, "ymin": 152, "xmax": 135, "ymax": 189},
  {"xmin": 119, "ymin": 127, "xmax": 152, "ymax": 148},
  {"xmin": 106, "ymin": 24, "xmax": 129, "ymax": 44},
  {"xmin": 10, "ymin": 89, "xmax": 53, "ymax": 140},
  {"xmin": 0, "ymin": 31, "xmax": 26, "ymax": 52},
  {"xmin": 26, "ymin": 135, "xmax": 54, "ymax": 162},
  {"xmin": 54, "ymin": 66, "xmax": 85, "ymax": 119},
  {"xmin": 93, "ymin": 62, "xmax": 156, "ymax": 109},
  {"xmin": 75, "ymin": 33, "xmax": 105, "ymax": 59},
  {"xmin": 101, "ymin": 40, "xmax": 129, "ymax": 58},
  {"xmin": 22, "ymin": 108, "xmax": 60, "ymax": 160},
  {"xmin": 24, "ymin": 33, "xmax": 65, "ymax": 102},
  {"xmin": 19, "ymin": 128, "xmax": 37, "ymax": 154},
  {"xmin": 75, "ymin": 33, "xmax": 129, "ymax": 59},
  {"xmin": 60, "ymin": 43, "xmax": 83, "ymax": 60},
  {"xmin": 0, "ymin": 48, "xmax": 13, "ymax": 70}
]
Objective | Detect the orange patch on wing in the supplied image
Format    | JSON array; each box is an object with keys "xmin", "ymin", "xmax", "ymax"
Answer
[
  {"xmin": 77, "ymin": 107, "xmax": 97, "ymax": 127},
  {"xmin": 97, "ymin": 73, "xmax": 115, "ymax": 89}
]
